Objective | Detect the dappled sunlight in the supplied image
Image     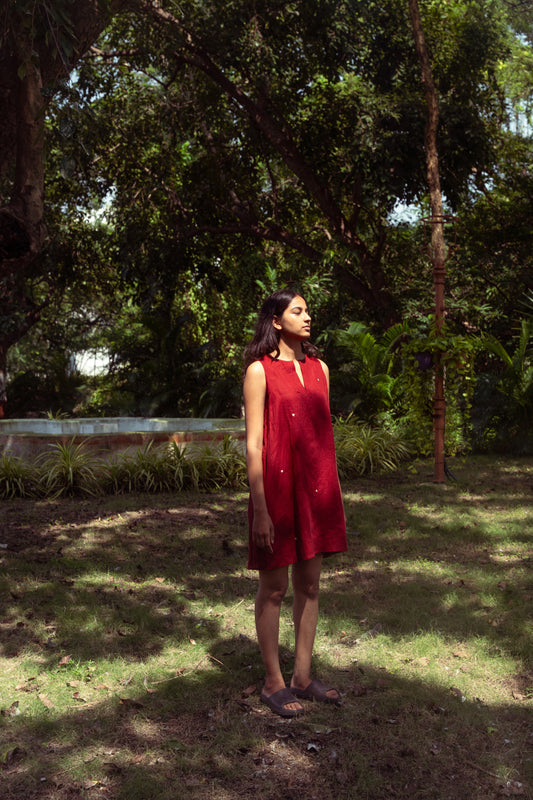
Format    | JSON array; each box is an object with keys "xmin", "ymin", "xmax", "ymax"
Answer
[{"xmin": 0, "ymin": 458, "xmax": 532, "ymax": 799}]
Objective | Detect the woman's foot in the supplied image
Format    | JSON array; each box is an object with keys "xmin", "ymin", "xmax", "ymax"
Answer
[
  {"xmin": 260, "ymin": 686, "xmax": 304, "ymax": 718},
  {"xmin": 290, "ymin": 678, "xmax": 341, "ymax": 705}
]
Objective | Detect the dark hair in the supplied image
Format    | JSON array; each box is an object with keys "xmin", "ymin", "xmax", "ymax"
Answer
[{"xmin": 243, "ymin": 287, "xmax": 320, "ymax": 371}]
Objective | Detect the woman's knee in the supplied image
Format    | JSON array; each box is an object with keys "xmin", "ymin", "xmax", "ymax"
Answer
[
  {"xmin": 258, "ymin": 570, "xmax": 289, "ymax": 605},
  {"xmin": 292, "ymin": 558, "xmax": 322, "ymax": 600},
  {"xmin": 293, "ymin": 577, "xmax": 320, "ymax": 601}
]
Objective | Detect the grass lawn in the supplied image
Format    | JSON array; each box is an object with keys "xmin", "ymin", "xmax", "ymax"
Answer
[{"xmin": 0, "ymin": 455, "xmax": 532, "ymax": 800}]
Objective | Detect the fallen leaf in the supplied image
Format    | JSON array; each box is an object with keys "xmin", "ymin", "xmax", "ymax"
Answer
[
  {"xmin": 58, "ymin": 655, "xmax": 72, "ymax": 666},
  {"xmin": 119, "ymin": 698, "xmax": 144, "ymax": 709},
  {"xmin": 242, "ymin": 685, "xmax": 256, "ymax": 698},
  {"xmin": 450, "ymin": 686, "xmax": 466, "ymax": 701},
  {"xmin": 499, "ymin": 781, "xmax": 525, "ymax": 796},
  {"xmin": 1, "ymin": 701, "xmax": 21, "ymax": 717},
  {"xmin": 308, "ymin": 724, "xmax": 339, "ymax": 735},
  {"xmin": 38, "ymin": 694, "xmax": 54, "ymax": 709},
  {"xmin": 83, "ymin": 780, "xmax": 104, "ymax": 790}
]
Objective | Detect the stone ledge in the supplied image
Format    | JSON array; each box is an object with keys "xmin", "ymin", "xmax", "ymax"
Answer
[{"xmin": 0, "ymin": 418, "xmax": 245, "ymax": 459}]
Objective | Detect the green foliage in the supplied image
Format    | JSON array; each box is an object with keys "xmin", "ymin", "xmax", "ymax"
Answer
[
  {"xmin": 0, "ymin": 454, "xmax": 36, "ymax": 498},
  {"xmin": 36, "ymin": 440, "xmax": 104, "ymax": 497},
  {"xmin": 391, "ymin": 318, "xmax": 481, "ymax": 457},
  {"xmin": 473, "ymin": 319, "xmax": 533, "ymax": 453},
  {"xmin": 3, "ymin": 0, "xmax": 531, "ymax": 434},
  {"xmin": 328, "ymin": 321, "xmax": 409, "ymax": 416},
  {"xmin": 103, "ymin": 442, "xmax": 178, "ymax": 495},
  {"xmin": 333, "ymin": 416, "xmax": 411, "ymax": 477},
  {"xmin": 6, "ymin": 435, "xmax": 248, "ymax": 498},
  {"xmin": 328, "ymin": 316, "xmax": 480, "ymax": 457},
  {"xmin": 185, "ymin": 436, "xmax": 248, "ymax": 491}
]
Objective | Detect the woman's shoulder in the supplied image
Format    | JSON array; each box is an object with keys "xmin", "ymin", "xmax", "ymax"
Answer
[{"xmin": 244, "ymin": 358, "xmax": 266, "ymax": 379}]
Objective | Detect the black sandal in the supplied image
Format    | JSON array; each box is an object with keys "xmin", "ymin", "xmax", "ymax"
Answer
[
  {"xmin": 291, "ymin": 679, "xmax": 341, "ymax": 705},
  {"xmin": 260, "ymin": 687, "xmax": 305, "ymax": 718}
]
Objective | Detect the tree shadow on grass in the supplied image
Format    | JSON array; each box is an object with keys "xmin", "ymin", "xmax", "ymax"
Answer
[
  {"xmin": 0, "ymin": 491, "xmax": 252, "ymax": 664},
  {"xmin": 1, "ymin": 458, "xmax": 531, "ymax": 668},
  {"xmin": 0, "ymin": 457, "xmax": 532, "ymax": 798},
  {"xmin": 0, "ymin": 643, "xmax": 531, "ymax": 800}
]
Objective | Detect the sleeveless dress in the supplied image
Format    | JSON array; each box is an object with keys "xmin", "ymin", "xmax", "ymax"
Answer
[{"xmin": 248, "ymin": 354, "xmax": 347, "ymax": 570}]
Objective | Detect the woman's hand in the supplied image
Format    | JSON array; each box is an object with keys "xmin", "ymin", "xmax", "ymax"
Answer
[{"xmin": 252, "ymin": 509, "xmax": 274, "ymax": 553}]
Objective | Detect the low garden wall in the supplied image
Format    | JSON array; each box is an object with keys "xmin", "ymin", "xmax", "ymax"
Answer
[{"xmin": 0, "ymin": 418, "xmax": 246, "ymax": 460}]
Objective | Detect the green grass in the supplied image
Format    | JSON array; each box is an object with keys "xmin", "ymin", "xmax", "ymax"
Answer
[{"xmin": 0, "ymin": 455, "xmax": 532, "ymax": 800}]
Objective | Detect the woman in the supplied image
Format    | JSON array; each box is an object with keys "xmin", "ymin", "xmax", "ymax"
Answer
[{"xmin": 243, "ymin": 287, "xmax": 347, "ymax": 718}]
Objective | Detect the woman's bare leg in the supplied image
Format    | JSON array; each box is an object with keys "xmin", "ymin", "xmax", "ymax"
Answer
[
  {"xmin": 255, "ymin": 566, "xmax": 302, "ymax": 712},
  {"xmin": 290, "ymin": 555, "xmax": 339, "ymax": 701}
]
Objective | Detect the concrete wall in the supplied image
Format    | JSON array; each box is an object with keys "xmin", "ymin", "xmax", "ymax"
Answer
[{"xmin": 0, "ymin": 418, "xmax": 245, "ymax": 460}]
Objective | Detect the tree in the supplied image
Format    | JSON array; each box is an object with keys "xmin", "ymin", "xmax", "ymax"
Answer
[
  {"xmin": 0, "ymin": 0, "xmax": 127, "ymax": 416},
  {"xmin": 76, "ymin": 0, "xmax": 509, "ymax": 325},
  {"xmin": 0, "ymin": 0, "xmax": 523, "ymax": 419}
]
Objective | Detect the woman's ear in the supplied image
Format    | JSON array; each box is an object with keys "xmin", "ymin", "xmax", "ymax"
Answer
[{"xmin": 272, "ymin": 316, "xmax": 282, "ymax": 331}]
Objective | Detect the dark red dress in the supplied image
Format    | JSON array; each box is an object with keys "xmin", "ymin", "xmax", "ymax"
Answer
[{"xmin": 248, "ymin": 355, "xmax": 347, "ymax": 570}]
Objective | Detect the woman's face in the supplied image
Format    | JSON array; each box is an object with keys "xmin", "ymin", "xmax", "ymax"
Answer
[{"xmin": 273, "ymin": 295, "xmax": 311, "ymax": 340}]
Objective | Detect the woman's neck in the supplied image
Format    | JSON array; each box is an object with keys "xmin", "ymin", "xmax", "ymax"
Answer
[{"xmin": 277, "ymin": 338, "xmax": 305, "ymax": 361}]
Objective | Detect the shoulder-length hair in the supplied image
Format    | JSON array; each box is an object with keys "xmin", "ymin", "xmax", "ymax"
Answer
[{"xmin": 243, "ymin": 287, "xmax": 320, "ymax": 372}]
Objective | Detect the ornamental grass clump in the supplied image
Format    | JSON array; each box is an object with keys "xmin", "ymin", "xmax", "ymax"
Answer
[
  {"xmin": 103, "ymin": 442, "xmax": 188, "ymax": 494},
  {"xmin": 36, "ymin": 440, "xmax": 103, "ymax": 497},
  {"xmin": 5, "ymin": 435, "xmax": 246, "ymax": 498},
  {"xmin": 0, "ymin": 453, "xmax": 36, "ymax": 498},
  {"xmin": 186, "ymin": 435, "xmax": 247, "ymax": 490},
  {"xmin": 333, "ymin": 417, "xmax": 410, "ymax": 478}
]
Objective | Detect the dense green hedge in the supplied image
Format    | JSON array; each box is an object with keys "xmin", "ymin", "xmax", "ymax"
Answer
[{"xmin": 0, "ymin": 420, "xmax": 412, "ymax": 499}]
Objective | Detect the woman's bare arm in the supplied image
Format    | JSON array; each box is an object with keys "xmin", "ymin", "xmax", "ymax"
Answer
[{"xmin": 243, "ymin": 361, "xmax": 274, "ymax": 552}]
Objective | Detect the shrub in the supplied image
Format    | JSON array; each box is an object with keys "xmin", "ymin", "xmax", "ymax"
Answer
[
  {"xmin": 4, "ymin": 435, "xmax": 245, "ymax": 498},
  {"xmin": 186, "ymin": 435, "xmax": 247, "ymax": 490},
  {"xmin": 333, "ymin": 417, "xmax": 411, "ymax": 478},
  {"xmin": 0, "ymin": 454, "xmax": 36, "ymax": 498},
  {"xmin": 36, "ymin": 440, "xmax": 103, "ymax": 497}
]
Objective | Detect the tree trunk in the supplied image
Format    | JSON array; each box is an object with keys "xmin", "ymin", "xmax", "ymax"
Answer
[
  {"xmin": 0, "ymin": 0, "xmax": 128, "ymax": 415},
  {"xmin": 408, "ymin": 0, "xmax": 447, "ymax": 483}
]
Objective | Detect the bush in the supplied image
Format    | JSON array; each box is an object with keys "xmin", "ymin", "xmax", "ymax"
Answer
[
  {"xmin": 36, "ymin": 440, "xmax": 104, "ymax": 498},
  {"xmin": 0, "ymin": 454, "xmax": 36, "ymax": 498},
  {"xmin": 186, "ymin": 435, "xmax": 247, "ymax": 490},
  {"xmin": 1, "ymin": 436, "xmax": 247, "ymax": 499},
  {"xmin": 333, "ymin": 417, "xmax": 411, "ymax": 478}
]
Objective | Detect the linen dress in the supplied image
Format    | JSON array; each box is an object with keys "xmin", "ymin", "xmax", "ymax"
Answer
[{"xmin": 248, "ymin": 354, "xmax": 347, "ymax": 570}]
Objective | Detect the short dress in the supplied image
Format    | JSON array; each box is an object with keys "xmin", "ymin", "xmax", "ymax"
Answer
[{"xmin": 248, "ymin": 354, "xmax": 347, "ymax": 570}]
